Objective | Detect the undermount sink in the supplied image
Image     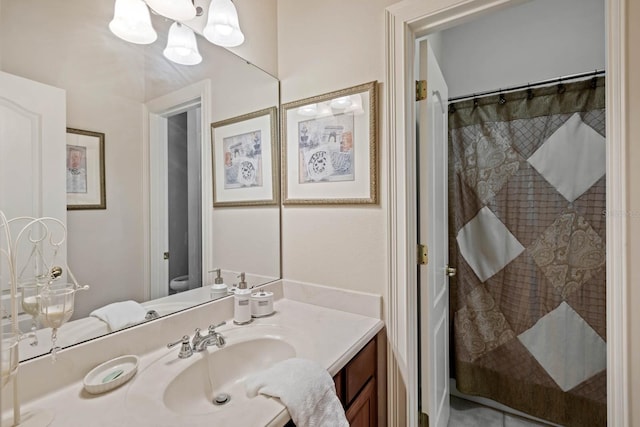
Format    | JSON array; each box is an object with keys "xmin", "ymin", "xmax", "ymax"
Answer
[
  {"xmin": 163, "ymin": 337, "xmax": 295, "ymax": 415},
  {"xmin": 125, "ymin": 324, "xmax": 311, "ymax": 425}
]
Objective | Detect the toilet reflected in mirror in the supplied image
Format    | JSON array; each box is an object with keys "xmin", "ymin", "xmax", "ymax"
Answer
[{"xmin": 169, "ymin": 275, "xmax": 190, "ymax": 293}]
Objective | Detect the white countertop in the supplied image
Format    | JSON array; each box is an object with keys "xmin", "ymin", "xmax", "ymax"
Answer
[{"xmin": 17, "ymin": 298, "xmax": 383, "ymax": 427}]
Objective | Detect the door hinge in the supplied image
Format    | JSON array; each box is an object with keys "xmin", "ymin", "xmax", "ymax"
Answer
[
  {"xmin": 416, "ymin": 80, "xmax": 427, "ymax": 101},
  {"xmin": 419, "ymin": 412, "xmax": 429, "ymax": 427},
  {"xmin": 163, "ymin": 252, "xmax": 170, "ymax": 260},
  {"xmin": 417, "ymin": 244, "xmax": 428, "ymax": 265}
]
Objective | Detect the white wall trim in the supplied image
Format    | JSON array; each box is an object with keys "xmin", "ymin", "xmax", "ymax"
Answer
[
  {"xmin": 605, "ymin": 0, "xmax": 628, "ymax": 424},
  {"xmin": 148, "ymin": 112, "xmax": 169, "ymax": 300},
  {"xmin": 384, "ymin": 0, "xmax": 628, "ymax": 425},
  {"xmin": 385, "ymin": 6, "xmax": 417, "ymax": 426},
  {"xmin": 144, "ymin": 80, "xmax": 212, "ymax": 301},
  {"xmin": 142, "ymin": 105, "xmax": 151, "ymax": 301}
]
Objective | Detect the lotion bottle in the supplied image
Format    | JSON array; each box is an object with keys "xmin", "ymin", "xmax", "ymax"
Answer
[
  {"xmin": 233, "ymin": 273, "xmax": 252, "ymax": 325},
  {"xmin": 210, "ymin": 268, "xmax": 228, "ymax": 299}
]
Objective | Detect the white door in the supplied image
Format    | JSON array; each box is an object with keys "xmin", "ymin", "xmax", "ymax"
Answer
[
  {"xmin": 417, "ymin": 40, "xmax": 450, "ymax": 427},
  {"xmin": 0, "ymin": 71, "xmax": 67, "ymax": 315}
]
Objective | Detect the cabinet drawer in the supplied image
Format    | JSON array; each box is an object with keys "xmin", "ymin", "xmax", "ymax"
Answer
[{"xmin": 345, "ymin": 337, "xmax": 376, "ymax": 404}]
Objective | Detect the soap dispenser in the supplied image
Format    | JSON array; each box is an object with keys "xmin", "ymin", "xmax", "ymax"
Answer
[
  {"xmin": 210, "ymin": 268, "xmax": 228, "ymax": 300},
  {"xmin": 233, "ymin": 273, "xmax": 252, "ymax": 325}
]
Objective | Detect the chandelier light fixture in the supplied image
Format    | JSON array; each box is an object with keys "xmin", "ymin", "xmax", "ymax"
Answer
[
  {"xmin": 108, "ymin": 0, "xmax": 245, "ymax": 66},
  {"xmin": 163, "ymin": 22, "xmax": 203, "ymax": 65},
  {"xmin": 203, "ymin": 0, "xmax": 244, "ymax": 47}
]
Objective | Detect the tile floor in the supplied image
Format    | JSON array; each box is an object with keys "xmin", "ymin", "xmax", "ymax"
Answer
[{"xmin": 448, "ymin": 396, "xmax": 553, "ymax": 427}]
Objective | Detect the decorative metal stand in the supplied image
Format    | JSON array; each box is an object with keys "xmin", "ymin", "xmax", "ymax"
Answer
[{"xmin": 0, "ymin": 211, "xmax": 88, "ymax": 426}]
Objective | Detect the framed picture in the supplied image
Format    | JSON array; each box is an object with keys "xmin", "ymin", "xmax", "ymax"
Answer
[
  {"xmin": 211, "ymin": 107, "xmax": 278, "ymax": 207},
  {"xmin": 281, "ymin": 81, "xmax": 377, "ymax": 205},
  {"xmin": 66, "ymin": 128, "xmax": 106, "ymax": 210}
]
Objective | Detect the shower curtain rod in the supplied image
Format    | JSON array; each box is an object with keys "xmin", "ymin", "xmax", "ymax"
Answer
[{"xmin": 448, "ymin": 69, "xmax": 605, "ymax": 103}]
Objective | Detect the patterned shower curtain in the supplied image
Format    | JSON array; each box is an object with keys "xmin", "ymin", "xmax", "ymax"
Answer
[{"xmin": 448, "ymin": 77, "xmax": 606, "ymax": 426}]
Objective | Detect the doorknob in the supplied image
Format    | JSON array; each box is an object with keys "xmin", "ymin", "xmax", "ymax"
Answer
[
  {"xmin": 163, "ymin": 252, "xmax": 170, "ymax": 260},
  {"xmin": 446, "ymin": 266, "xmax": 456, "ymax": 277}
]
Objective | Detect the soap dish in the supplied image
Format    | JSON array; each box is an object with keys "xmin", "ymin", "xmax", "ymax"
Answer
[{"xmin": 83, "ymin": 355, "xmax": 139, "ymax": 395}]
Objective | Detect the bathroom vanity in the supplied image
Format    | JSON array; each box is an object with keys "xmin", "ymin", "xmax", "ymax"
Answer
[
  {"xmin": 284, "ymin": 335, "xmax": 379, "ymax": 427},
  {"xmin": 4, "ymin": 281, "xmax": 384, "ymax": 427}
]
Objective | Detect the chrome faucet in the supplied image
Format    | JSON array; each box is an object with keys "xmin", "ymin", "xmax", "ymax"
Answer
[
  {"xmin": 167, "ymin": 335, "xmax": 193, "ymax": 359},
  {"xmin": 167, "ymin": 322, "xmax": 226, "ymax": 358},
  {"xmin": 193, "ymin": 322, "xmax": 226, "ymax": 352}
]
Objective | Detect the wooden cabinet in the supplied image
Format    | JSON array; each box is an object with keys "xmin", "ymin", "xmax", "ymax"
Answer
[
  {"xmin": 340, "ymin": 336, "xmax": 377, "ymax": 426},
  {"xmin": 345, "ymin": 378, "xmax": 377, "ymax": 427},
  {"xmin": 344, "ymin": 338, "xmax": 377, "ymax": 405},
  {"xmin": 284, "ymin": 334, "xmax": 378, "ymax": 427}
]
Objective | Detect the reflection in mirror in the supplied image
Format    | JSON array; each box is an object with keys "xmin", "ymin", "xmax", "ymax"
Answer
[{"xmin": 0, "ymin": 0, "xmax": 280, "ymax": 361}]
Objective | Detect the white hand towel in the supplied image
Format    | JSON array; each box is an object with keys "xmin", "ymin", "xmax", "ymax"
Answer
[
  {"xmin": 245, "ymin": 358, "xmax": 349, "ymax": 427},
  {"xmin": 90, "ymin": 300, "xmax": 147, "ymax": 331}
]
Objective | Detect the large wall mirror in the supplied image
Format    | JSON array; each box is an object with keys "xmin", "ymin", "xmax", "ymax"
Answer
[{"xmin": 0, "ymin": 0, "xmax": 280, "ymax": 361}]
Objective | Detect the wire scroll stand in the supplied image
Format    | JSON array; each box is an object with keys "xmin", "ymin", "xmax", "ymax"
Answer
[{"xmin": 1, "ymin": 211, "xmax": 89, "ymax": 427}]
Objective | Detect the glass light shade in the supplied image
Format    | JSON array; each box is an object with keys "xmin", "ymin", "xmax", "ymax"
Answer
[
  {"xmin": 163, "ymin": 23, "xmax": 203, "ymax": 65},
  {"xmin": 297, "ymin": 104, "xmax": 318, "ymax": 117},
  {"xmin": 330, "ymin": 96, "xmax": 353, "ymax": 109},
  {"xmin": 145, "ymin": 0, "xmax": 197, "ymax": 22},
  {"xmin": 203, "ymin": 0, "xmax": 245, "ymax": 47},
  {"xmin": 315, "ymin": 102, "xmax": 333, "ymax": 118},
  {"xmin": 109, "ymin": 0, "xmax": 157, "ymax": 45},
  {"xmin": 344, "ymin": 94, "xmax": 364, "ymax": 115}
]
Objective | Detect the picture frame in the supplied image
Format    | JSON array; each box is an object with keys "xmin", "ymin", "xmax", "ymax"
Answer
[
  {"xmin": 211, "ymin": 106, "xmax": 278, "ymax": 207},
  {"xmin": 66, "ymin": 128, "xmax": 106, "ymax": 210},
  {"xmin": 281, "ymin": 81, "xmax": 377, "ymax": 205}
]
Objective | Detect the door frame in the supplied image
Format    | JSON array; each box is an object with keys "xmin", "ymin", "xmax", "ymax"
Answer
[
  {"xmin": 384, "ymin": 1, "xmax": 628, "ymax": 426},
  {"xmin": 143, "ymin": 80, "xmax": 212, "ymax": 301}
]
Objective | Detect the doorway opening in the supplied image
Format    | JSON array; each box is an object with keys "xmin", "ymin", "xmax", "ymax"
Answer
[
  {"xmin": 145, "ymin": 80, "xmax": 212, "ymax": 303},
  {"xmin": 415, "ymin": 0, "xmax": 607, "ymax": 426},
  {"xmin": 167, "ymin": 108, "xmax": 202, "ymax": 295}
]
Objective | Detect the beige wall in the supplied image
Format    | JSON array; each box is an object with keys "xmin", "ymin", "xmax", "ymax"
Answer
[
  {"xmin": 227, "ymin": 0, "xmax": 278, "ymax": 77},
  {"xmin": 278, "ymin": 2, "xmax": 638, "ymax": 425},
  {"xmin": 277, "ymin": 0, "xmax": 397, "ymax": 298},
  {"xmin": 143, "ymin": 17, "xmax": 281, "ymax": 285},
  {"xmin": 627, "ymin": 0, "xmax": 639, "ymax": 425}
]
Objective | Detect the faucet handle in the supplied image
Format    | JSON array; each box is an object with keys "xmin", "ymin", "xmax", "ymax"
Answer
[
  {"xmin": 167, "ymin": 335, "xmax": 189, "ymax": 348},
  {"xmin": 192, "ymin": 328, "xmax": 203, "ymax": 345},
  {"xmin": 208, "ymin": 321, "xmax": 226, "ymax": 334},
  {"xmin": 167, "ymin": 335, "xmax": 193, "ymax": 359}
]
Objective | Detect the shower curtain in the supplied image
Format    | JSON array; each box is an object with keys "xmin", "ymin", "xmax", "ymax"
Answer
[{"xmin": 448, "ymin": 77, "xmax": 606, "ymax": 426}]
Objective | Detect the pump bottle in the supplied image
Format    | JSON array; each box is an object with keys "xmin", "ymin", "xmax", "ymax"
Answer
[{"xmin": 233, "ymin": 272, "xmax": 252, "ymax": 325}]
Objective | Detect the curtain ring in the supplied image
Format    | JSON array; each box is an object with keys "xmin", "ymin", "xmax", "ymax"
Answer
[
  {"xmin": 591, "ymin": 76, "xmax": 598, "ymax": 89},
  {"xmin": 527, "ymin": 88, "xmax": 534, "ymax": 100},
  {"xmin": 498, "ymin": 93, "xmax": 506, "ymax": 105},
  {"xmin": 449, "ymin": 103, "xmax": 456, "ymax": 114},
  {"xmin": 473, "ymin": 97, "xmax": 479, "ymax": 108},
  {"xmin": 558, "ymin": 83, "xmax": 566, "ymax": 94}
]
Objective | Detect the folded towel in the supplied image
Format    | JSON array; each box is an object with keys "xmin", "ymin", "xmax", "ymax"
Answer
[
  {"xmin": 245, "ymin": 358, "xmax": 348, "ymax": 427},
  {"xmin": 90, "ymin": 300, "xmax": 147, "ymax": 331}
]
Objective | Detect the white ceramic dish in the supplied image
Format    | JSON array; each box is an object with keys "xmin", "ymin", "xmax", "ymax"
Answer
[{"xmin": 83, "ymin": 355, "xmax": 139, "ymax": 395}]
